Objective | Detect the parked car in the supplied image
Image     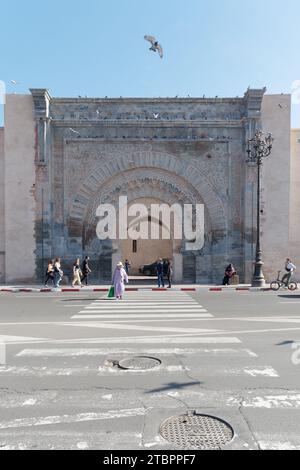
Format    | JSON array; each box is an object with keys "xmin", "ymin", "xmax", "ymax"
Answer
[{"xmin": 139, "ymin": 259, "xmax": 169, "ymax": 276}]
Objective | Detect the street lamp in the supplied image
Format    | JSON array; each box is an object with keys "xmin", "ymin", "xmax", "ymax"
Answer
[{"xmin": 247, "ymin": 130, "xmax": 274, "ymax": 287}]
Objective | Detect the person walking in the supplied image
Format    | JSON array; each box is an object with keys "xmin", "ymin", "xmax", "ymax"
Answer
[
  {"xmin": 53, "ymin": 258, "xmax": 63, "ymax": 288},
  {"xmin": 72, "ymin": 258, "xmax": 83, "ymax": 288},
  {"xmin": 124, "ymin": 259, "xmax": 131, "ymax": 276},
  {"xmin": 282, "ymin": 258, "xmax": 297, "ymax": 287},
  {"xmin": 167, "ymin": 259, "xmax": 173, "ymax": 289},
  {"xmin": 45, "ymin": 260, "xmax": 54, "ymax": 287},
  {"xmin": 223, "ymin": 264, "xmax": 236, "ymax": 286},
  {"xmin": 112, "ymin": 262, "xmax": 129, "ymax": 300},
  {"xmin": 157, "ymin": 258, "xmax": 165, "ymax": 288},
  {"xmin": 81, "ymin": 256, "xmax": 92, "ymax": 286}
]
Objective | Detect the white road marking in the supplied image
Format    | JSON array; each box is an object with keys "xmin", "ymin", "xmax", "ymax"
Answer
[
  {"xmin": 0, "ymin": 408, "xmax": 147, "ymax": 430},
  {"xmin": 59, "ymin": 336, "xmax": 242, "ymax": 344},
  {"xmin": 68, "ymin": 322, "xmax": 221, "ymax": 334},
  {"xmin": 16, "ymin": 347, "xmax": 256, "ymax": 358},
  {"xmin": 242, "ymin": 393, "xmax": 300, "ymax": 409},
  {"xmin": 0, "ymin": 444, "xmax": 29, "ymax": 450},
  {"xmin": 79, "ymin": 307, "xmax": 207, "ymax": 315},
  {"xmin": 22, "ymin": 399, "xmax": 38, "ymax": 406},
  {"xmin": 77, "ymin": 442, "xmax": 89, "ymax": 450},
  {"xmin": 259, "ymin": 441, "xmax": 300, "ymax": 450},
  {"xmin": 0, "ymin": 336, "xmax": 47, "ymax": 343},
  {"xmin": 195, "ymin": 366, "xmax": 280, "ymax": 378},
  {"xmin": 0, "ymin": 365, "xmax": 188, "ymax": 376},
  {"xmin": 84, "ymin": 307, "xmax": 206, "ymax": 311},
  {"xmin": 71, "ymin": 315, "xmax": 212, "ymax": 321},
  {"xmin": 102, "ymin": 394, "xmax": 113, "ymax": 400},
  {"xmin": 238, "ymin": 317, "xmax": 300, "ymax": 324},
  {"xmin": 9, "ymin": 334, "xmax": 242, "ymax": 345},
  {"xmin": 86, "ymin": 303, "xmax": 201, "ymax": 307},
  {"xmin": 243, "ymin": 367, "xmax": 279, "ymax": 378},
  {"xmin": 63, "ymin": 305, "xmax": 90, "ymax": 308}
]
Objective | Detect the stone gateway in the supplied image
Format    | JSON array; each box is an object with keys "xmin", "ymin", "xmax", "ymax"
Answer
[{"xmin": 0, "ymin": 88, "xmax": 298, "ymax": 284}]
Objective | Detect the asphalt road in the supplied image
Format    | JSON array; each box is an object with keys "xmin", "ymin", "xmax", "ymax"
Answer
[{"xmin": 0, "ymin": 289, "xmax": 300, "ymax": 450}]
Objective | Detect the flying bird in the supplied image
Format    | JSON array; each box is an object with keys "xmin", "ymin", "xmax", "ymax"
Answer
[
  {"xmin": 11, "ymin": 80, "xmax": 20, "ymax": 85},
  {"xmin": 144, "ymin": 35, "xmax": 163, "ymax": 58},
  {"xmin": 153, "ymin": 113, "xmax": 159, "ymax": 119}
]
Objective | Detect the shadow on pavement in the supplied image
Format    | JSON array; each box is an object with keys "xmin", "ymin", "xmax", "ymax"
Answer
[
  {"xmin": 277, "ymin": 295, "xmax": 300, "ymax": 299},
  {"xmin": 145, "ymin": 381, "xmax": 202, "ymax": 394},
  {"xmin": 60, "ymin": 298, "xmax": 102, "ymax": 302},
  {"xmin": 276, "ymin": 341, "xmax": 295, "ymax": 346}
]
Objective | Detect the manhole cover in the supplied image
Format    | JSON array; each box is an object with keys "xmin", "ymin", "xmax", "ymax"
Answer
[
  {"xmin": 118, "ymin": 356, "xmax": 161, "ymax": 370},
  {"xmin": 160, "ymin": 413, "xmax": 234, "ymax": 450}
]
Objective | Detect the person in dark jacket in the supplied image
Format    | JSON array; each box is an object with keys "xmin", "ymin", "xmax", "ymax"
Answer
[
  {"xmin": 223, "ymin": 264, "xmax": 236, "ymax": 286},
  {"xmin": 156, "ymin": 258, "xmax": 165, "ymax": 288},
  {"xmin": 53, "ymin": 258, "xmax": 63, "ymax": 288},
  {"xmin": 124, "ymin": 259, "xmax": 131, "ymax": 275},
  {"xmin": 45, "ymin": 260, "xmax": 54, "ymax": 287},
  {"xmin": 167, "ymin": 259, "xmax": 173, "ymax": 289},
  {"xmin": 81, "ymin": 256, "xmax": 92, "ymax": 286}
]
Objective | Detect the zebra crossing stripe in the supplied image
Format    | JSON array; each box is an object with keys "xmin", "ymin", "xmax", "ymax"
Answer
[
  {"xmin": 16, "ymin": 347, "xmax": 255, "ymax": 357},
  {"xmin": 0, "ymin": 408, "xmax": 147, "ymax": 430},
  {"xmin": 84, "ymin": 307, "xmax": 207, "ymax": 312},
  {"xmin": 68, "ymin": 322, "xmax": 221, "ymax": 334},
  {"xmin": 71, "ymin": 313, "xmax": 213, "ymax": 319}
]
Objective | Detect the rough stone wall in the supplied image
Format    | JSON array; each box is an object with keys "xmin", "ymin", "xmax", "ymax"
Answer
[
  {"xmin": 290, "ymin": 129, "xmax": 300, "ymax": 279},
  {"xmin": 261, "ymin": 94, "xmax": 291, "ymax": 282},
  {"xmin": 4, "ymin": 95, "xmax": 36, "ymax": 283},
  {"xmin": 0, "ymin": 128, "xmax": 4, "ymax": 282}
]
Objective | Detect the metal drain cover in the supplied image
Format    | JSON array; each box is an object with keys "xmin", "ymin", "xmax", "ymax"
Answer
[
  {"xmin": 160, "ymin": 413, "xmax": 234, "ymax": 450},
  {"xmin": 118, "ymin": 356, "xmax": 161, "ymax": 370}
]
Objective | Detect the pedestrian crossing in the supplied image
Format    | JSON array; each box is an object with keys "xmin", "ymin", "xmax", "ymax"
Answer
[
  {"xmin": 1, "ymin": 291, "xmax": 279, "ymax": 374},
  {"xmin": 1, "ymin": 289, "xmax": 296, "ymax": 450},
  {"xmin": 71, "ymin": 291, "xmax": 212, "ymax": 321}
]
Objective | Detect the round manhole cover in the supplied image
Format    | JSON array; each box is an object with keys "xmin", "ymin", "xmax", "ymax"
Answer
[
  {"xmin": 118, "ymin": 356, "xmax": 161, "ymax": 370},
  {"xmin": 160, "ymin": 413, "xmax": 234, "ymax": 450}
]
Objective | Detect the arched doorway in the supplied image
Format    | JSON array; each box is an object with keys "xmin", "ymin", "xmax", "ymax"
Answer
[
  {"xmin": 118, "ymin": 197, "xmax": 177, "ymax": 277},
  {"xmin": 69, "ymin": 161, "xmax": 227, "ymax": 284}
]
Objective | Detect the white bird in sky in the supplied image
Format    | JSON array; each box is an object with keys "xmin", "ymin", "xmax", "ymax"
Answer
[
  {"xmin": 11, "ymin": 80, "xmax": 20, "ymax": 85},
  {"xmin": 153, "ymin": 113, "xmax": 159, "ymax": 119},
  {"xmin": 144, "ymin": 35, "xmax": 163, "ymax": 58}
]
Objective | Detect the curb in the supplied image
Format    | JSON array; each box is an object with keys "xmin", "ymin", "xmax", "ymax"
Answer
[{"xmin": 0, "ymin": 286, "xmax": 280, "ymax": 294}]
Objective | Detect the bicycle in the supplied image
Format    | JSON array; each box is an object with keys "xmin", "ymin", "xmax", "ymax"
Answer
[{"xmin": 270, "ymin": 271, "xmax": 298, "ymax": 292}]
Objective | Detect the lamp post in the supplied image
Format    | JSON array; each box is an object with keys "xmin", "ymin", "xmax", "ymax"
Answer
[{"xmin": 247, "ymin": 130, "xmax": 274, "ymax": 287}]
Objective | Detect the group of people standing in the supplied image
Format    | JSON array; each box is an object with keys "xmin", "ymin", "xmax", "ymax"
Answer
[
  {"xmin": 156, "ymin": 258, "xmax": 173, "ymax": 288},
  {"xmin": 45, "ymin": 257, "xmax": 92, "ymax": 288},
  {"xmin": 111, "ymin": 258, "xmax": 174, "ymax": 300},
  {"xmin": 45, "ymin": 256, "xmax": 296, "ymax": 292}
]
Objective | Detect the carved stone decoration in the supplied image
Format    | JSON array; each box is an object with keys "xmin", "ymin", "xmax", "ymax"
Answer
[
  {"xmin": 68, "ymin": 159, "xmax": 227, "ymax": 237},
  {"xmin": 81, "ymin": 174, "xmax": 213, "ymax": 248}
]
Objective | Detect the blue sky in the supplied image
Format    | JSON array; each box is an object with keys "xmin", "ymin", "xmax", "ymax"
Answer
[{"xmin": 1, "ymin": 0, "xmax": 299, "ymax": 126}]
